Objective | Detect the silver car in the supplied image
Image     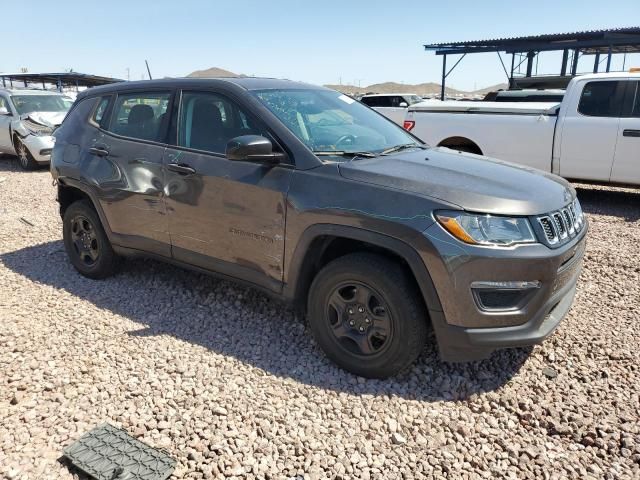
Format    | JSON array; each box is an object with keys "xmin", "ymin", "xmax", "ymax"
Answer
[{"xmin": 0, "ymin": 89, "xmax": 71, "ymax": 170}]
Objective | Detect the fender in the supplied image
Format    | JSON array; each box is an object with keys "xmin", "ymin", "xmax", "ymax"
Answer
[
  {"xmin": 283, "ymin": 223, "xmax": 444, "ymax": 314},
  {"xmin": 56, "ymin": 176, "xmax": 117, "ymax": 242}
]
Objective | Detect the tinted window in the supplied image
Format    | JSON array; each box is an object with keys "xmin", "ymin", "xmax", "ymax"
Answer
[
  {"xmin": 177, "ymin": 91, "xmax": 264, "ymax": 154},
  {"xmin": 578, "ymin": 81, "xmax": 623, "ymax": 117},
  {"xmin": 360, "ymin": 96, "xmax": 379, "ymax": 107},
  {"xmin": 630, "ymin": 82, "xmax": 640, "ymax": 118},
  {"xmin": 91, "ymin": 96, "xmax": 110, "ymax": 126},
  {"xmin": 108, "ymin": 92, "xmax": 170, "ymax": 142}
]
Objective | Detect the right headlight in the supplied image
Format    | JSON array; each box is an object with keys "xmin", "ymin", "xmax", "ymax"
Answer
[{"xmin": 435, "ymin": 211, "xmax": 537, "ymax": 247}]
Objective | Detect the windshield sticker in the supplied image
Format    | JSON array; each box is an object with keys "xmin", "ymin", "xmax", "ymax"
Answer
[{"xmin": 338, "ymin": 94, "xmax": 355, "ymax": 104}]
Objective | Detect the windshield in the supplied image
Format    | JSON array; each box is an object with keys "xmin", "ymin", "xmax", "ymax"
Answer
[
  {"xmin": 407, "ymin": 95, "xmax": 423, "ymax": 105},
  {"xmin": 11, "ymin": 95, "xmax": 70, "ymax": 115},
  {"xmin": 253, "ymin": 89, "xmax": 420, "ymax": 159}
]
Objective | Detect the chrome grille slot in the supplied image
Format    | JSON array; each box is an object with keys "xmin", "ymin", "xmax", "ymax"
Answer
[
  {"xmin": 562, "ymin": 208, "xmax": 575, "ymax": 235},
  {"xmin": 537, "ymin": 216, "xmax": 558, "ymax": 244},
  {"xmin": 552, "ymin": 213, "xmax": 567, "ymax": 239}
]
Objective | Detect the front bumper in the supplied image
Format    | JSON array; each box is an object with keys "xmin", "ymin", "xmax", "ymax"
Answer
[
  {"xmin": 421, "ymin": 217, "xmax": 587, "ymax": 362},
  {"xmin": 22, "ymin": 134, "xmax": 54, "ymax": 163}
]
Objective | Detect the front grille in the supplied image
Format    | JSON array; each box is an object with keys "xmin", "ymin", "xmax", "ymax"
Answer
[{"xmin": 536, "ymin": 198, "xmax": 585, "ymax": 248}]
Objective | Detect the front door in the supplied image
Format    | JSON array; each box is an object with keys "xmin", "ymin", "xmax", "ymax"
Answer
[
  {"xmin": 610, "ymin": 81, "xmax": 640, "ymax": 185},
  {"xmin": 164, "ymin": 90, "xmax": 292, "ymax": 291},
  {"xmin": 558, "ymin": 80, "xmax": 625, "ymax": 182},
  {"xmin": 0, "ymin": 96, "xmax": 13, "ymax": 151},
  {"xmin": 92, "ymin": 90, "xmax": 173, "ymax": 256}
]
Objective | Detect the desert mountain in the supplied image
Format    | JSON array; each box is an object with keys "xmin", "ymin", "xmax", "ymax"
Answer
[
  {"xmin": 187, "ymin": 67, "xmax": 239, "ymax": 78},
  {"xmin": 186, "ymin": 67, "xmax": 507, "ymax": 95}
]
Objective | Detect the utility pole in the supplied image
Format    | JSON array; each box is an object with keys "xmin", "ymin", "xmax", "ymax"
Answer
[{"xmin": 126, "ymin": 68, "xmax": 130, "ymax": 81}]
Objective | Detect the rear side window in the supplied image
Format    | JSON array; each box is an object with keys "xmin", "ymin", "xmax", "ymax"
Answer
[
  {"xmin": 177, "ymin": 91, "xmax": 264, "ymax": 154},
  {"xmin": 578, "ymin": 81, "xmax": 624, "ymax": 117},
  {"xmin": 362, "ymin": 96, "xmax": 392, "ymax": 107},
  {"xmin": 107, "ymin": 92, "xmax": 171, "ymax": 142},
  {"xmin": 90, "ymin": 96, "xmax": 111, "ymax": 127}
]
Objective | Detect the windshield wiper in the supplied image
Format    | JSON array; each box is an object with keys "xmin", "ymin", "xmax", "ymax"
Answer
[
  {"xmin": 312, "ymin": 150, "xmax": 378, "ymax": 159},
  {"xmin": 381, "ymin": 143, "xmax": 427, "ymax": 155}
]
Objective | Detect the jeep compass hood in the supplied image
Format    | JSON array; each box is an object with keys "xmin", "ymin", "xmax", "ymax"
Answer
[{"xmin": 338, "ymin": 147, "xmax": 574, "ymax": 216}]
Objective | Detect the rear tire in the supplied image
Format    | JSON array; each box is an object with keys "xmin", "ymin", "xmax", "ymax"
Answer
[
  {"xmin": 307, "ymin": 253, "xmax": 428, "ymax": 378},
  {"xmin": 15, "ymin": 138, "xmax": 39, "ymax": 170},
  {"xmin": 63, "ymin": 200, "xmax": 118, "ymax": 279}
]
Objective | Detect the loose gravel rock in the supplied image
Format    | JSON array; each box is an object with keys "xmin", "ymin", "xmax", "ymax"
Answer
[{"xmin": 0, "ymin": 155, "xmax": 639, "ymax": 479}]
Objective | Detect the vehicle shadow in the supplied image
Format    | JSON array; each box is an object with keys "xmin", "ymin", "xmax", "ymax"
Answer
[
  {"xmin": 575, "ymin": 185, "xmax": 640, "ymax": 222},
  {"xmin": 1, "ymin": 240, "xmax": 531, "ymax": 402},
  {"xmin": 0, "ymin": 154, "xmax": 47, "ymax": 172}
]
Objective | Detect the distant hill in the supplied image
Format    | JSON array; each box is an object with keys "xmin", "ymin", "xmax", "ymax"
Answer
[
  {"xmin": 185, "ymin": 67, "xmax": 506, "ymax": 96},
  {"xmin": 187, "ymin": 67, "xmax": 239, "ymax": 78},
  {"xmin": 324, "ymin": 81, "xmax": 509, "ymax": 97}
]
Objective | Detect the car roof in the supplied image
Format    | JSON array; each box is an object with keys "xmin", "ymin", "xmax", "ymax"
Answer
[
  {"xmin": 0, "ymin": 88, "xmax": 64, "ymax": 96},
  {"xmin": 77, "ymin": 77, "xmax": 326, "ymax": 99}
]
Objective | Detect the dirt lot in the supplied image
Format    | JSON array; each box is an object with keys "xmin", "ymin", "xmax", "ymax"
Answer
[{"xmin": 0, "ymin": 155, "xmax": 639, "ymax": 480}]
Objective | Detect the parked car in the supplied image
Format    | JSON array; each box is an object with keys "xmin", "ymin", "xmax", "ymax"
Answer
[
  {"xmin": 360, "ymin": 93, "xmax": 423, "ymax": 125},
  {"xmin": 51, "ymin": 78, "xmax": 586, "ymax": 378},
  {"xmin": 0, "ymin": 89, "xmax": 70, "ymax": 169},
  {"xmin": 405, "ymin": 72, "xmax": 640, "ymax": 186}
]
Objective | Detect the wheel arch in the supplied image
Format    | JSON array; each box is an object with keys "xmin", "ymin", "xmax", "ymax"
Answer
[
  {"xmin": 57, "ymin": 179, "xmax": 114, "ymax": 241},
  {"xmin": 284, "ymin": 224, "xmax": 443, "ymax": 315},
  {"xmin": 437, "ymin": 136, "xmax": 483, "ymax": 155}
]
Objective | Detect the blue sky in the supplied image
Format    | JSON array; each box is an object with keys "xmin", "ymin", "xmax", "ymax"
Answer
[{"xmin": 4, "ymin": 1, "xmax": 639, "ymax": 91}]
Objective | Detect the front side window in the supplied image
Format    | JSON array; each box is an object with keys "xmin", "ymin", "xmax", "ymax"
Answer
[
  {"xmin": 108, "ymin": 92, "xmax": 170, "ymax": 142},
  {"xmin": 10, "ymin": 95, "xmax": 70, "ymax": 115},
  {"xmin": 177, "ymin": 91, "xmax": 264, "ymax": 154},
  {"xmin": 0, "ymin": 96, "xmax": 9, "ymax": 113},
  {"xmin": 578, "ymin": 81, "xmax": 623, "ymax": 117},
  {"xmin": 254, "ymin": 89, "xmax": 419, "ymax": 159}
]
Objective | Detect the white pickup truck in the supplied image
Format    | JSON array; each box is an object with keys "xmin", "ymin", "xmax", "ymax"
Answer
[{"xmin": 405, "ymin": 73, "xmax": 640, "ymax": 186}]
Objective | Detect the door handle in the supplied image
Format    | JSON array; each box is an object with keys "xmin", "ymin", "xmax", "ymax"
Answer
[
  {"xmin": 89, "ymin": 147, "xmax": 109, "ymax": 157},
  {"xmin": 167, "ymin": 163, "xmax": 196, "ymax": 175},
  {"xmin": 622, "ymin": 129, "xmax": 640, "ymax": 138}
]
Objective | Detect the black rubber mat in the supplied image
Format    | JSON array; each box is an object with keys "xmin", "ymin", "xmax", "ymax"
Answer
[{"xmin": 63, "ymin": 424, "xmax": 175, "ymax": 480}]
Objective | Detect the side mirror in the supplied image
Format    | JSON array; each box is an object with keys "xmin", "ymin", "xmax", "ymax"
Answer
[
  {"xmin": 226, "ymin": 135, "xmax": 285, "ymax": 164},
  {"xmin": 0, "ymin": 107, "xmax": 10, "ymax": 116},
  {"xmin": 398, "ymin": 102, "xmax": 408, "ymax": 108}
]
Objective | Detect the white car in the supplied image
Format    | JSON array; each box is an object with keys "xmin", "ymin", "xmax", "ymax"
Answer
[
  {"xmin": 0, "ymin": 89, "xmax": 70, "ymax": 170},
  {"xmin": 405, "ymin": 72, "xmax": 640, "ymax": 186},
  {"xmin": 360, "ymin": 93, "xmax": 423, "ymax": 125}
]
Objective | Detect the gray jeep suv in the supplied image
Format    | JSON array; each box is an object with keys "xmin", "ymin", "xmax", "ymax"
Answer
[{"xmin": 50, "ymin": 78, "xmax": 587, "ymax": 378}]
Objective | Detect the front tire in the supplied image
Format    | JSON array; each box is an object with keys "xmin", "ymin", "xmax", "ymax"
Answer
[
  {"xmin": 15, "ymin": 138, "xmax": 39, "ymax": 170},
  {"xmin": 63, "ymin": 200, "xmax": 118, "ymax": 279},
  {"xmin": 307, "ymin": 253, "xmax": 428, "ymax": 378}
]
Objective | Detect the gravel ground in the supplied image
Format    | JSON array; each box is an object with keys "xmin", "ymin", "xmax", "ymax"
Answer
[{"xmin": 0, "ymin": 155, "xmax": 639, "ymax": 480}]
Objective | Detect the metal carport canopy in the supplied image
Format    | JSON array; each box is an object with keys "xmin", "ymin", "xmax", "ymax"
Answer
[{"xmin": 424, "ymin": 27, "xmax": 640, "ymax": 99}]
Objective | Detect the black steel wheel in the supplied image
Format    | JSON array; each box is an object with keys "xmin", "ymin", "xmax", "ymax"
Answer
[
  {"xmin": 308, "ymin": 253, "xmax": 428, "ymax": 378},
  {"xmin": 326, "ymin": 281, "xmax": 393, "ymax": 357},
  {"xmin": 69, "ymin": 215, "xmax": 100, "ymax": 266},
  {"xmin": 15, "ymin": 138, "xmax": 39, "ymax": 170},
  {"xmin": 63, "ymin": 200, "xmax": 118, "ymax": 279}
]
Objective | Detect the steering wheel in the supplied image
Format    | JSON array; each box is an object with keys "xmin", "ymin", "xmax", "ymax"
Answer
[{"xmin": 335, "ymin": 134, "xmax": 356, "ymax": 148}]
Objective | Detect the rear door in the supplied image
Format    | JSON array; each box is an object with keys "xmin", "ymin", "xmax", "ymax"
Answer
[
  {"xmin": 163, "ymin": 89, "xmax": 292, "ymax": 291},
  {"xmin": 557, "ymin": 80, "xmax": 625, "ymax": 181},
  {"xmin": 610, "ymin": 80, "xmax": 640, "ymax": 185},
  {"xmin": 94, "ymin": 90, "xmax": 173, "ymax": 256}
]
